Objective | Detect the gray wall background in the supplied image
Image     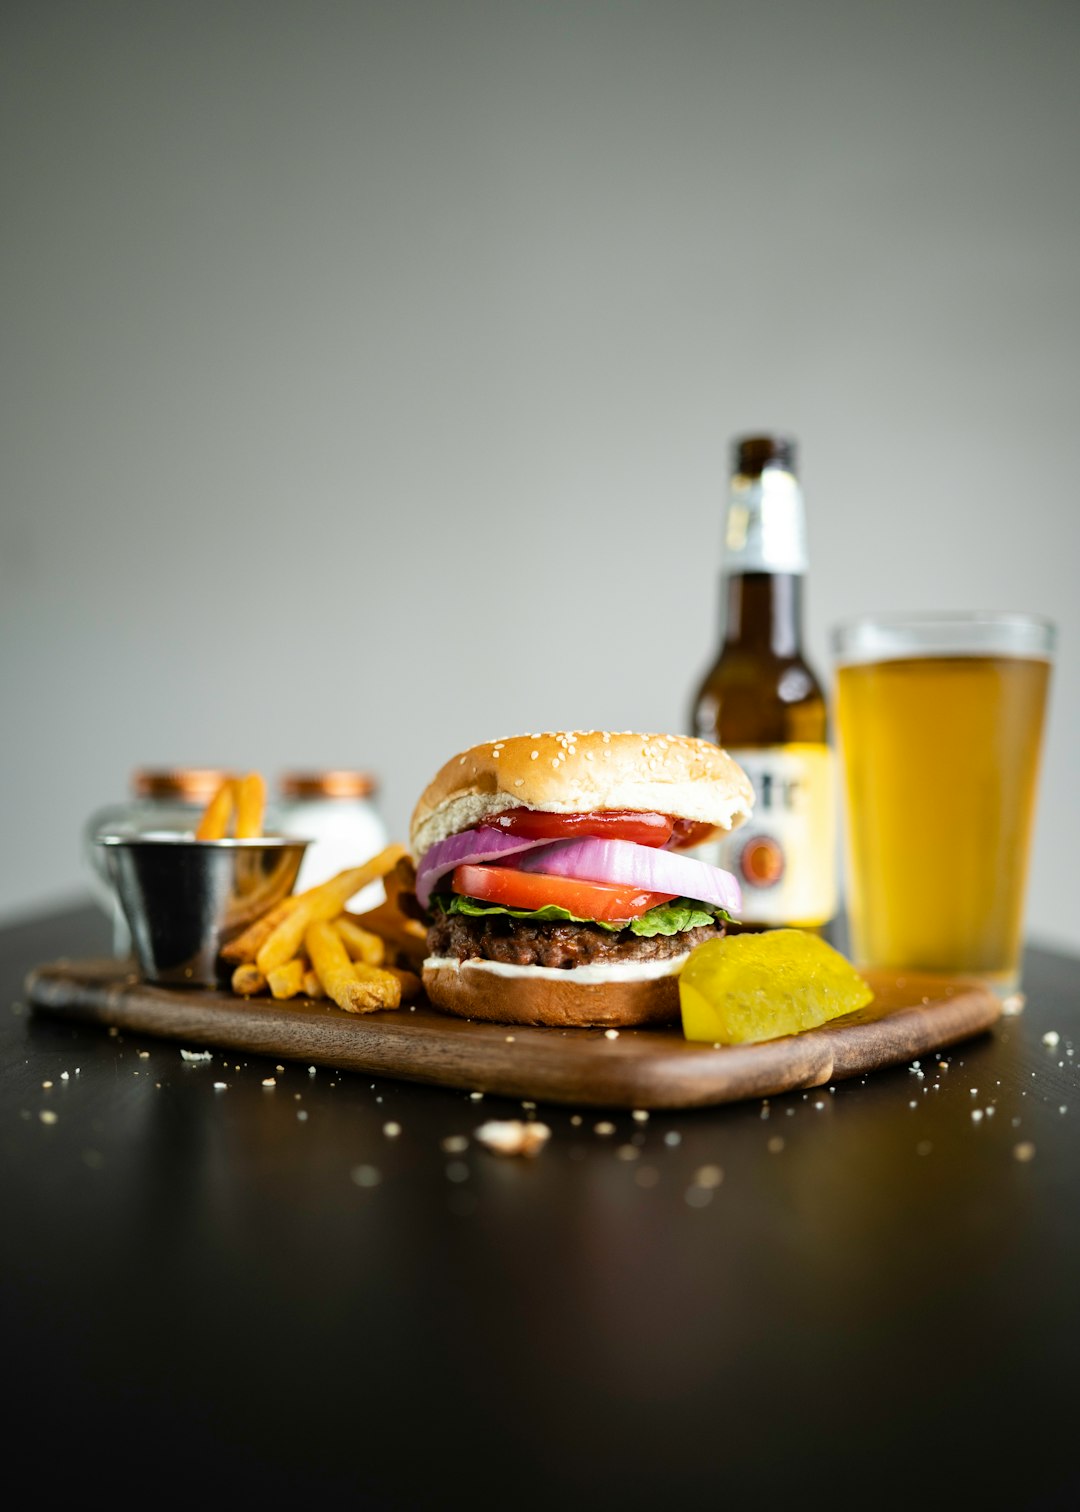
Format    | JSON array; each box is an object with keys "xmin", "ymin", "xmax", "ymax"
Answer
[{"xmin": 3, "ymin": 0, "xmax": 1078, "ymax": 952}]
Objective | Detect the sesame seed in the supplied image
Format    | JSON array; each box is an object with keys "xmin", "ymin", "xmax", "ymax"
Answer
[{"xmin": 604, "ymin": 1029, "xmax": 619, "ymax": 1040}]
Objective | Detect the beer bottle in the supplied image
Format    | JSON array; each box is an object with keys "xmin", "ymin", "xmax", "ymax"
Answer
[{"xmin": 689, "ymin": 433, "xmax": 837, "ymax": 931}]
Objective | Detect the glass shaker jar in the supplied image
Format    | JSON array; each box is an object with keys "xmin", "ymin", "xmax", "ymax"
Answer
[
  {"xmin": 276, "ymin": 771, "xmax": 389, "ymax": 911},
  {"xmin": 84, "ymin": 768, "xmax": 242, "ymax": 955}
]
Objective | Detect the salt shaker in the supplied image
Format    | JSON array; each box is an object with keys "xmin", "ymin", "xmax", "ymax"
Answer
[{"xmin": 275, "ymin": 771, "xmax": 388, "ymax": 911}]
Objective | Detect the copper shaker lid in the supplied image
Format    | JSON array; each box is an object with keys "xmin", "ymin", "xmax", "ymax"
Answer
[
  {"xmin": 132, "ymin": 768, "xmax": 235, "ymax": 803},
  {"xmin": 279, "ymin": 770, "xmax": 377, "ymax": 799}
]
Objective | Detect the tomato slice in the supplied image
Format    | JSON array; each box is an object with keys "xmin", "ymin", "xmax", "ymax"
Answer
[
  {"xmin": 452, "ymin": 864, "xmax": 676, "ymax": 923},
  {"xmin": 478, "ymin": 808, "xmax": 675, "ymax": 847}
]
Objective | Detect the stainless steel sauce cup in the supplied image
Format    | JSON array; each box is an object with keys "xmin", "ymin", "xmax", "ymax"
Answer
[{"xmin": 95, "ymin": 834, "xmax": 309, "ymax": 988}]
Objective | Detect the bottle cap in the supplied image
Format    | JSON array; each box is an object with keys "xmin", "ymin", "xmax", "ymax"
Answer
[
  {"xmin": 733, "ymin": 434, "xmax": 797, "ymax": 478},
  {"xmin": 279, "ymin": 771, "xmax": 377, "ymax": 799}
]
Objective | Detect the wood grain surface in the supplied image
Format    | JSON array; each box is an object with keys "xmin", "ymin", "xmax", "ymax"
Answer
[{"xmin": 26, "ymin": 958, "xmax": 1002, "ymax": 1109}]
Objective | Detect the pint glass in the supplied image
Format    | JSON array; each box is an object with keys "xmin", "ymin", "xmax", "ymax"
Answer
[{"xmin": 832, "ymin": 614, "xmax": 1054, "ymax": 991}]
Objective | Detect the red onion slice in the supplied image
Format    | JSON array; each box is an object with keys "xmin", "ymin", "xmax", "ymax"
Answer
[
  {"xmin": 515, "ymin": 837, "xmax": 742, "ymax": 915},
  {"xmin": 415, "ymin": 827, "xmax": 554, "ymax": 908}
]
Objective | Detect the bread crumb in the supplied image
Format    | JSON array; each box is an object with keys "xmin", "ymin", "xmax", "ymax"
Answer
[
  {"xmin": 261, "ymin": 1078, "xmax": 276, "ymax": 1088},
  {"xmin": 474, "ymin": 1120, "xmax": 551, "ymax": 1157},
  {"xmin": 604, "ymin": 1029, "xmax": 619, "ymax": 1040},
  {"xmin": 632, "ymin": 1109, "xmax": 649, "ymax": 1123},
  {"xmin": 1001, "ymin": 992, "xmax": 1026, "ymax": 1016},
  {"xmin": 383, "ymin": 1121, "xmax": 402, "ymax": 1138},
  {"xmin": 181, "ymin": 1049, "xmax": 213, "ymax": 1063},
  {"xmin": 1042, "ymin": 1030, "xmax": 1060, "ymax": 1048},
  {"xmin": 594, "ymin": 1121, "xmax": 615, "ymax": 1137}
]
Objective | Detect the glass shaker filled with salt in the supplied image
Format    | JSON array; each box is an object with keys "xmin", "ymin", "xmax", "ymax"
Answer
[{"xmin": 275, "ymin": 771, "xmax": 389, "ymax": 910}]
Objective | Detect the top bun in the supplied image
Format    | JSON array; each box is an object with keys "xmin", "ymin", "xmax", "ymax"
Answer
[{"xmin": 410, "ymin": 731, "xmax": 753, "ymax": 861}]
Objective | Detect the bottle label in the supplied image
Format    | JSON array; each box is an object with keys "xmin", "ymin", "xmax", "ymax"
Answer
[
  {"xmin": 709, "ymin": 744, "xmax": 837, "ymax": 926},
  {"xmin": 723, "ymin": 469, "xmax": 808, "ymax": 574}
]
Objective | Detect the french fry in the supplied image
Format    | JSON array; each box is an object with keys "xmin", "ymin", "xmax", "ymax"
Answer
[
  {"xmin": 305, "ymin": 920, "xmax": 401, "ymax": 1013},
  {"xmin": 195, "ymin": 776, "xmax": 235, "ymax": 840},
  {"xmin": 234, "ymin": 771, "xmax": 266, "ymax": 839},
  {"xmin": 347, "ymin": 901, "xmax": 428, "ymax": 970},
  {"xmin": 221, "ymin": 893, "xmax": 303, "ymax": 964},
  {"xmin": 231, "ymin": 963, "xmax": 267, "ymax": 996},
  {"xmin": 334, "ymin": 915, "xmax": 385, "ymax": 966},
  {"xmin": 385, "ymin": 966, "xmax": 422, "ymax": 1003},
  {"xmin": 257, "ymin": 845, "xmax": 407, "ymax": 975},
  {"xmin": 267, "ymin": 958, "xmax": 306, "ymax": 1000},
  {"xmin": 351, "ymin": 958, "xmax": 405, "ymax": 1005},
  {"xmin": 382, "ymin": 855, "xmax": 417, "ymax": 905},
  {"xmin": 303, "ymin": 969, "xmax": 325, "ymax": 999}
]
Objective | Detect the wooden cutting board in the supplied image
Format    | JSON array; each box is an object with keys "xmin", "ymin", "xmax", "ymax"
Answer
[{"xmin": 25, "ymin": 958, "xmax": 1003, "ymax": 1110}]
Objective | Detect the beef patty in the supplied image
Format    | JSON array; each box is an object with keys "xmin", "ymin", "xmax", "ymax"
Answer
[{"xmin": 427, "ymin": 911, "xmax": 727, "ymax": 970}]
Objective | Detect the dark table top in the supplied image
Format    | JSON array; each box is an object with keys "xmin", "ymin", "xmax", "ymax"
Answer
[{"xmin": 4, "ymin": 901, "xmax": 1078, "ymax": 1510}]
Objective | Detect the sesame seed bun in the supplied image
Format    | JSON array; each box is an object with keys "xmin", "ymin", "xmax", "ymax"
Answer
[{"xmin": 409, "ymin": 731, "xmax": 753, "ymax": 861}]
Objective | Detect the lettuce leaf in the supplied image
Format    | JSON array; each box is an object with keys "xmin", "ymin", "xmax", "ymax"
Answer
[{"xmin": 438, "ymin": 894, "xmax": 730, "ymax": 938}]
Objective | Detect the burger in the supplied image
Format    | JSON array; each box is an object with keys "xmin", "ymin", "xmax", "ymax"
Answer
[{"xmin": 409, "ymin": 731, "xmax": 753, "ymax": 1027}]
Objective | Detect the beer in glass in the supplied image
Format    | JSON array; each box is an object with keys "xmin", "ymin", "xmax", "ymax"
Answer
[{"xmin": 832, "ymin": 613, "xmax": 1054, "ymax": 990}]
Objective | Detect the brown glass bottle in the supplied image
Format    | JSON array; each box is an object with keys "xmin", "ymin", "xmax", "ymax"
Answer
[{"xmin": 689, "ymin": 435, "xmax": 837, "ymax": 929}]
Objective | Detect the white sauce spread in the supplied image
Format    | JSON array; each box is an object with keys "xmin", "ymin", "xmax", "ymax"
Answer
[{"xmin": 423, "ymin": 954, "xmax": 690, "ymax": 985}]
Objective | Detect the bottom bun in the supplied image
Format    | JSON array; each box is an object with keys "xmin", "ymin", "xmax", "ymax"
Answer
[{"xmin": 422, "ymin": 956, "xmax": 686, "ymax": 1028}]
